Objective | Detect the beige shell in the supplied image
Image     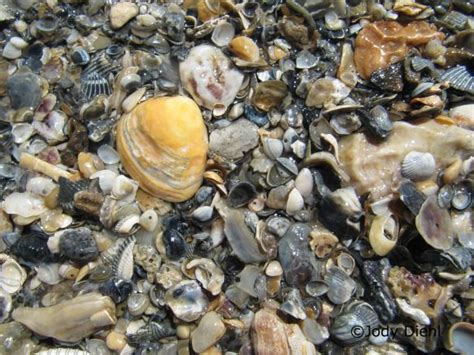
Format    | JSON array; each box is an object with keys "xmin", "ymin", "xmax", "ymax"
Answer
[
  {"xmin": 0, "ymin": 254, "xmax": 27, "ymax": 293},
  {"xmin": 117, "ymin": 96, "xmax": 208, "ymax": 202}
]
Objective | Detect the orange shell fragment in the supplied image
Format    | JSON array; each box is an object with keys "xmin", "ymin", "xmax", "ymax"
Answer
[{"xmin": 354, "ymin": 21, "xmax": 445, "ymax": 79}]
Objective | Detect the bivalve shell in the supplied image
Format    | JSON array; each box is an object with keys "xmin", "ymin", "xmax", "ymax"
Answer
[
  {"xmin": 117, "ymin": 96, "xmax": 208, "ymax": 202},
  {"xmin": 0, "ymin": 254, "xmax": 27, "ymax": 293},
  {"xmin": 401, "ymin": 151, "xmax": 436, "ymax": 181}
]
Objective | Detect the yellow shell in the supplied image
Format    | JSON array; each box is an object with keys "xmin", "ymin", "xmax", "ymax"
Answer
[{"xmin": 117, "ymin": 96, "xmax": 208, "ymax": 202}]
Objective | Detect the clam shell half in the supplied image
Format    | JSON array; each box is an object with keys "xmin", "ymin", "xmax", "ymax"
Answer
[{"xmin": 117, "ymin": 96, "xmax": 208, "ymax": 202}]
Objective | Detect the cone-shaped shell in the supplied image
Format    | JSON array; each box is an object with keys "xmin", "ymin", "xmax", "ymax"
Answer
[{"xmin": 117, "ymin": 96, "xmax": 208, "ymax": 202}]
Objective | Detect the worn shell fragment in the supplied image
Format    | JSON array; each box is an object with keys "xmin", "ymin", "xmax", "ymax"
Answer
[
  {"xmin": 165, "ymin": 280, "xmax": 209, "ymax": 322},
  {"xmin": 369, "ymin": 212, "xmax": 399, "ymax": 256},
  {"xmin": 180, "ymin": 45, "xmax": 244, "ymax": 111},
  {"xmin": 12, "ymin": 293, "xmax": 116, "ymax": 342},
  {"xmin": 191, "ymin": 311, "xmax": 226, "ymax": 353},
  {"xmin": 117, "ymin": 96, "xmax": 208, "ymax": 202},
  {"xmin": 251, "ymin": 308, "xmax": 290, "ymax": 355},
  {"xmin": 415, "ymin": 195, "xmax": 454, "ymax": 250},
  {"xmin": 0, "ymin": 254, "xmax": 27, "ymax": 294}
]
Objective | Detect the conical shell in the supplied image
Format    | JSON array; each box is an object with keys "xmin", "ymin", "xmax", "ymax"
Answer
[{"xmin": 117, "ymin": 96, "xmax": 208, "ymax": 202}]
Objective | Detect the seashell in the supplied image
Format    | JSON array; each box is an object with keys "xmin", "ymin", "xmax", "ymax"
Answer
[
  {"xmin": 451, "ymin": 181, "xmax": 473, "ymax": 211},
  {"xmin": 309, "ymin": 229, "xmax": 339, "ymax": 259},
  {"xmin": 120, "ymin": 73, "xmax": 142, "ymax": 93},
  {"xmin": 441, "ymin": 65, "xmax": 474, "ymax": 94},
  {"xmin": 59, "ymin": 264, "xmax": 79, "ymax": 280},
  {"xmin": 252, "ymin": 80, "xmax": 288, "ymax": 112},
  {"xmin": 285, "ymin": 323, "xmax": 317, "ymax": 355},
  {"xmin": 185, "ymin": 258, "xmax": 224, "ymax": 296},
  {"xmin": 91, "ymin": 170, "xmax": 118, "ymax": 195},
  {"xmin": 35, "ymin": 263, "xmax": 61, "ymax": 285},
  {"xmin": 286, "ymin": 188, "xmax": 304, "ymax": 215},
  {"xmin": 127, "ymin": 293, "xmax": 150, "ymax": 316},
  {"xmin": 102, "ymin": 236, "xmax": 136, "ymax": 281},
  {"xmin": 306, "ymin": 77, "xmax": 350, "ymax": 109},
  {"xmin": 1, "ymin": 192, "xmax": 47, "ymax": 218},
  {"xmin": 36, "ymin": 14, "xmax": 58, "ymax": 35},
  {"xmin": 99, "ymin": 278, "xmax": 133, "ymax": 304},
  {"xmin": 12, "ymin": 293, "xmax": 116, "ymax": 343},
  {"xmin": 415, "ymin": 195, "xmax": 454, "ymax": 250},
  {"xmin": 180, "ymin": 45, "xmax": 244, "ymax": 111},
  {"xmin": 262, "ymin": 138, "xmax": 283, "ymax": 160},
  {"xmin": 12, "ymin": 123, "xmax": 34, "ymax": 144},
  {"xmin": 330, "ymin": 301, "xmax": 379, "ymax": 344},
  {"xmin": 59, "ymin": 227, "xmax": 99, "ymax": 264},
  {"xmin": 395, "ymin": 298, "xmax": 430, "ymax": 326},
  {"xmin": 305, "ymin": 280, "xmax": 330, "ymax": 297},
  {"xmin": 191, "ymin": 206, "xmax": 214, "ymax": 223},
  {"xmin": 369, "ymin": 212, "xmax": 399, "ymax": 256},
  {"xmin": 229, "ymin": 36, "xmax": 260, "ymax": 63},
  {"xmin": 251, "ymin": 308, "xmax": 290, "ymax": 355},
  {"xmin": 7, "ymin": 71, "xmax": 42, "ymax": 110},
  {"xmin": 36, "ymin": 349, "xmax": 90, "ymax": 355},
  {"xmin": 281, "ymin": 288, "xmax": 307, "ymax": 320},
  {"xmin": 211, "ymin": 21, "xmax": 235, "ymax": 47},
  {"xmin": 354, "ymin": 21, "xmax": 444, "ymax": 79},
  {"xmin": 191, "ymin": 311, "xmax": 226, "ymax": 353},
  {"xmin": 139, "ymin": 209, "xmax": 158, "ymax": 231},
  {"xmin": 111, "ymin": 175, "xmax": 139, "ymax": 202},
  {"xmin": 401, "ymin": 151, "xmax": 436, "ymax": 181},
  {"xmin": 71, "ymin": 47, "xmax": 90, "ymax": 66},
  {"xmin": 399, "ymin": 181, "xmax": 426, "ymax": 215},
  {"xmin": 325, "ymin": 265, "xmax": 356, "ymax": 304},
  {"xmin": 215, "ymin": 200, "xmax": 267, "ymax": 264},
  {"xmin": 228, "ymin": 181, "xmax": 257, "ymax": 208},
  {"xmin": 444, "ymin": 322, "xmax": 474, "ymax": 354},
  {"xmin": 114, "ymin": 214, "xmax": 140, "ymax": 235},
  {"xmin": 0, "ymin": 254, "xmax": 27, "ymax": 293},
  {"xmin": 117, "ymin": 96, "xmax": 208, "ymax": 202},
  {"xmin": 81, "ymin": 72, "xmax": 111, "ymax": 100},
  {"xmin": 0, "ymin": 287, "xmax": 12, "ymax": 323},
  {"xmin": 165, "ymin": 280, "xmax": 209, "ymax": 322},
  {"xmin": 127, "ymin": 320, "xmax": 176, "ymax": 347}
]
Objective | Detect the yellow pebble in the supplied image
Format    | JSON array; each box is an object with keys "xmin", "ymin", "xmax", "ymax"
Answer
[
  {"xmin": 106, "ymin": 331, "xmax": 127, "ymax": 352},
  {"xmin": 229, "ymin": 36, "xmax": 260, "ymax": 63}
]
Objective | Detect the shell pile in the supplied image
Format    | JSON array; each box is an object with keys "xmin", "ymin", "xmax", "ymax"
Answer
[{"xmin": 0, "ymin": 0, "xmax": 473, "ymax": 354}]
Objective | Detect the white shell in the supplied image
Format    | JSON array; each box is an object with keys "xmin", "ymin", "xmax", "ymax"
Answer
[
  {"xmin": 111, "ymin": 175, "xmax": 139, "ymax": 202},
  {"xmin": 286, "ymin": 188, "xmax": 304, "ymax": 215},
  {"xmin": 115, "ymin": 214, "xmax": 140, "ymax": 234},
  {"xmin": 192, "ymin": 206, "xmax": 214, "ymax": 222},
  {"xmin": 36, "ymin": 349, "xmax": 90, "ymax": 355},
  {"xmin": 185, "ymin": 258, "xmax": 224, "ymax": 296},
  {"xmin": 103, "ymin": 236, "xmax": 136, "ymax": 281},
  {"xmin": 90, "ymin": 170, "xmax": 118, "ymax": 194},
  {"xmin": 0, "ymin": 254, "xmax": 27, "ymax": 293},
  {"xmin": 262, "ymin": 138, "xmax": 283, "ymax": 160},
  {"xmin": 295, "ymin": 168, "xmax": 313, "ymax": 198},
  {"xmin": 35, "ymin": 263, "xmax": 61, "ymax": 285},
  {"xmin": 139, "ymin": 209, "xmax": 158, "ymax": 232},
  {"xmin": 401, "ymin": 151, "xmax": 436, "ymax": 181},
  {"xmin": 26, "ymin": 177, "xmax": 57, "ymax": 197},
  {"xmin": 1, "ymin": 192, "xmax": 47, "ymax": 218},
  {"xmin": 211, "ymin": 21, "xmax": 235, "ymax": 47}
]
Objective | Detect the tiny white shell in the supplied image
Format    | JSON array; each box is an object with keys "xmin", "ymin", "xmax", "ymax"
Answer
[
  {"xmin": 36, "ymin": 349, "xmax": 90, "ymax": 355},
  {"xmin": 115, "ymin": 214, "xmax": 140, "ymax": 234},
  {"xmin": 401, "ymin": 151, "xmax": 436, "ymax": 181},
  {"xmin": 90, "ymin": 170, "xmax": 118, "ymax": 194},
  {"xmin": 286, "ymin": 188, "xmax": 304, "ymax": 215},
  {"xmin": 192, "ymin": 206, "xmax": 214, "ymax": 222},
  {"xmin": 35, "ymin": 263, "xmax": 61, "ymax": 285},
  {"xmin": 111, "ymin": 175, "xmax": 139, "ymax": 202}
]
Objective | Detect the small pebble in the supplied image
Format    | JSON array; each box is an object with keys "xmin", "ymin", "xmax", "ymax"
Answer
[{"xmin": 106, "ymin": 331, "xmax": 127, "ymax": 352}]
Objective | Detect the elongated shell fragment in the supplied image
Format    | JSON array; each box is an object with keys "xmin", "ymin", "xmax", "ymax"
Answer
[{"xmin": 116, "ymin": 96, "xmax": 208, "ymax": 202}]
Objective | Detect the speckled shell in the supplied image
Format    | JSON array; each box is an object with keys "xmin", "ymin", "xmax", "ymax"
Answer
[{"xmin": 117, "ymin": 96, "xmax": 208, "ymax": 202}]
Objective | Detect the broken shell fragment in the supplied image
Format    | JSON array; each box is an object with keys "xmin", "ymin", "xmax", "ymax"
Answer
[
  {"xmin": 251, "ymin": 308, "xmax": 290, "ymax": 355},
  {"xmin": 165, "ymin": 280, "xmax": 209, "ymax": 322},
  {"xmin": 180, "ymin": 45, "xmax": 244, "ymax": 111},
  {"xmin": 191, "ymin": 311, "xmax": 226, "ymax": 353},
  {"xmin": 229, "ymin": 36, "xmax": 260, "ymax": 63},
  {"xmin": 369, "ymin": 213, "xmax": 399, "ymax": 256},
  {"xmin": 12, "ymin": 293, "xmax": 116, "ymax": 342},
  {"xmin": 415, "ymin": 195, "xmax": 454, "ymax": 250},
  {"xmin": 117, "ymin": 96, "xmax": 208, "ymax": 202},
  {"xmin": 0, "ymin": 254, "xmax": 27, "ymax": 294}
]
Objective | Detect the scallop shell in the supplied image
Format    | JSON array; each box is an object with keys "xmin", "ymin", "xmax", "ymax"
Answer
[
  {"xmin": 102, "ymin": 236, "xmax": 136, "ymax": 280},
  {"xmin": 401, "ymin": 151, "xmax": 436, "ymax": 181},
  {"xmin": 116, "ymin": 96, "xmax": 208, "ymax": 202},
  {"xmin": 81, "ymin": 72, "xmax": 111, "ymax": 99},
  {"xmin": 441, "ymin": 65, "xmax": 474, "ymax": 94}
]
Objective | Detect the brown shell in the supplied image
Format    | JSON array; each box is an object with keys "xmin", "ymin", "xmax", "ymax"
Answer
[{"xmin": 116, "ymin": 96, "xmax": 208, "ymax": 202}]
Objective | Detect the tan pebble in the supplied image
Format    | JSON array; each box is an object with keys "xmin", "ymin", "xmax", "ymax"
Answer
[
  {"xmin": 44, "ymin": 186, "xmax": 59, "ymax": 209},
  {"xmin": 434, "ymin": 115, "xmax": 456, "ymax": 126},
  {"xmin": 443, "ymin": 158, "xmax": 463, "ymax": 185},
  {"xmin": 106, "ymin": 331, "xmax": 127, "ymax": 352},
  {"xmin": 177, "ymin": 324, "xmax": 191, "ymax": 339},
  {"xmin": 139, "ymin": 209, "xmax": 158, "ymax": 231},
  {"xmin": 110, "ymin": 2, "xmax": 139, "ymax": 29},
  {"xmin": 191, "ymin": 311, "xmax": 226, "ymax": 353},
  {"xmin": 266, "ymin": 260, "xmax": 283, "ymax": 277},
  {"xmin": 229, "ymin": 36, "xmax": 260, "ymax": 62},
  {"xmin": 266, "ymin": 275, "xmax": 281, "ymax": 296},
  {"xmin": 78, "ymin": 152, "xmax": 104, "ymax": 178},
  {"xmin": 268, "ymin": 46, "xmax": 289, "ymax": 61},
  {"xmin": 201, "ymin": 346, "xmax": 222, "ymax": 355}
]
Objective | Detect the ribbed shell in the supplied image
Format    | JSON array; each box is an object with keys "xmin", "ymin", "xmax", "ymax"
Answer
[
  {"xmin": 116, "ymin": 96, "xmax": 208, "ymax": 202},
  {"xmin": 441, "ymin": 65, "xmax": 474, "ymax": 94},
  {"xmin": 401, "ymin": 151, "xmax": 436, "ymax": 181},
  {"xmin": 325, "ymin": 265, "xmax": 356, "ymax": 304},
  {"xmin": 102, "ymin": 236, "xmax": 136, "ymax": 280},
  {"xmin": 36, "ymin": 350, "xmax": 90, "ymax": 355}
]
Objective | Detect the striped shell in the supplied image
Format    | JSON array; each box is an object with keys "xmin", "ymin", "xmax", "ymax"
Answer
[
  {"xmin": 102, "ymin": 236, "xmax": 135, "ymax": 280},
  {"xmin": 441, "ymin": 65, "xmax": 474, "ymax": 94},
  {"xmin": 36, "ymin": 350, "xmax": 90, "ymax": 355},
  {"xmin": 117, "ymin": 96, "xmax": 208, "ymax": 202},
  {"xmin": 401, "ymin": 151, "xmax": 436, "ymax": 181}
]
